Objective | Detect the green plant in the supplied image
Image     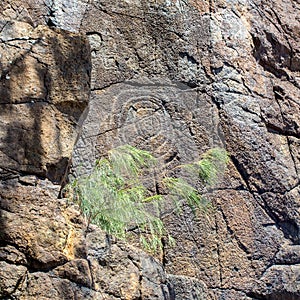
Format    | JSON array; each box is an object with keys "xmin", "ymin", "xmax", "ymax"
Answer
[
  {"xmin": 162, "ymin": 148, "xmax": 228, "ymax": 215},
  {"xmin": 67, "ymin": 145, "xmax": 228, "ymax": 253}
]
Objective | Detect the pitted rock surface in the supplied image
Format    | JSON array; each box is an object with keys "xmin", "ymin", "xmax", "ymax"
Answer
[
  {"xmin": 0, "ymin": 13, "xmax": 173, "ymax": 300},
  {"xmin": 0, "ymin": 20, "xmax": 90, "ymax": 183},
  {"xmin": 72, "ymin": 77, "xmax": 222, "ymax": 177},
  {"xmin": 0, "ymin": 0, "xmax": 300, "ymax": 299}
]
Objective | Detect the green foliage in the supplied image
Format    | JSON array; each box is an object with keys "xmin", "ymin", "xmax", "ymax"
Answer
[
  {"xmin": 198, "ymin": 148, "xmax": 229, "ymax": 185},
  {"xmin": 69, "ymin": 146, "xmax": 163, "ymax": 245},
  {"xmin": 67, "ymin": 145, "xmax": 229, "ymax": 253},
  {"xmin": 162, "ymin": 177, "xmax": 202, "ymax": 213},
  {"xmin": 183, "ymin": 148, "xmax": 229, "ymax": 185}
]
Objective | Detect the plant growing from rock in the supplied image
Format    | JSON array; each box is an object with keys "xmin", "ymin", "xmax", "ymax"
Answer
[{"xmin": 67, "ymin": 145, "xmax": 228, "ymax": 253}]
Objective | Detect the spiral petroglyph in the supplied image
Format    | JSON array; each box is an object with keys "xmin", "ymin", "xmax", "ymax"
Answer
[{"xmin": 72, "ymin": 77, "xmax": 225, "ymax": 188}]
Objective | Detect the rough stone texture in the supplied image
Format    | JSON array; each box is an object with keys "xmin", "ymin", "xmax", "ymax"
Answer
[
  {"xmin": 48, "ymin": 0, "xmax": 90, "ymax": 32},
  {"xmin": 72, "ymin": 77, "xmax": 222, "ymax": 177},
  {"xmin": 87, "ymin": 226, "xmax": 172, "ymax": 300},
  {"xmin": 167, "ymin": 274, "xmax": 208, "ymax": 300},
  {"xmin": 72, "ymin": 0, "xmax": 300, "ymax": 299},
  {"xmin": 0, "ymin": 0, "xmax": 300, "ymax": 299},
  {"xmin": 0, "ymin": 20, "xmax": 90, "ymax": 183},
  {"xmin": 250, "ymin": 265, "xmax": 300, "ymax": 299},
  {"xmin": 0, "ymin": 14, "xmax": 172, "ymax": 300},
  {"xmin": 0, "ymin": 184, "xmax": 86, "ymax": 269},
  {"xmin": 0, "ymin": 0, "xmax": 89, "ymax": 30},
  {"xmin": 0, "ymin": 261, "xmax": 27, "ymax": 298},
  {"xmin": 0, "ymin": 0, "xmax": 50, "ymax": 26},
  {"xmin": 0, "ymin": 187, "xmax": 172, "ymax": 299}
]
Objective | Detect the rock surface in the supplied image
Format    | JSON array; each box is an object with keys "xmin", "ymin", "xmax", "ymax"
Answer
[
  {"xmin": 0, "ymin": 14, "xmax": 173, "ymax": 300},
  {"xmin": 0, "ymin": 0, "xmax": 300, "ymax": 299},
  {"xmin": 0, "ymin": 20, "xmax": 90, "ymax": 183}
]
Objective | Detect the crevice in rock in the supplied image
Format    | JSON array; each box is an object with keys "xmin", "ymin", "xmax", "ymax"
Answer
[
  {"xmin": 46, "ymin": 1, "xmax": 57, "ymax": 28},
  {"xmin": 240, "ymin": 104, "xmax": 262, "ymax": 119},
  {"xmin": 87, "ymin": 258, "xmax": 95, "ymax": 289},
  {"xmin": 266, "ymin": 6, "xmax": 295, "ymax": 71},
  {"xmin": 86, "ymin": 31, "xmax": 103, "ymax": 41},
  {"xmin": 211, "ymin": 95, "xmax": 222, "ymax": 110},
  {"xmin": 0, "ymin": 37, "xmax": 37, "ymax": 44},
  {"xmin": 0, "ymin": 41, "xmax": 38, "ymax": 81},
  {"xmin": 224, "ymin": 155, "xmax": 299, "ymax": 244},
  {"xmin": 264, "ymin": 122, "xmax": 300, "ymax": 139},
  {"xmin": 10, "ymin": 269, "xmax": 27, "ymax": 297},
  {"xmin": 164, "ymin": 151, "xmax": 178, "ymax": 164},
  {"xmin": 90, "ymin": 1, "xmax": 145, "ymax": 21},
  {"xmin": 250, "ymin": 33, "xmax": 289, "ymax": 79},
  {"xmin": 0, "ymin": 167, "xmax": 19, "ymax": 181},
  {"xmin": 287, "ymin": 137, "xmax": 299, "ymax": 177},
  {"xmin": 229, "ymin": 156, "xmax": 252, "ymax": 192},
  {"xmin": 79, "ymin": 1, "xmax": 92, "ymax": 29},
  {"xmin": 161, "ymin": 237, "xmax": 168, "ymax": 269},
  {"xmin": 246, "ymin": 291, "xmax": 266, "ymax": 300},
  {"xmin": 218, "ymin": 205, "xmax": 251, "ymax": 255},
  {"xmin": 26, "ymin": 259, "xmax": 68, "ymax": 274},
  {"xmin": 208, "ymin": 0, "xmax": 215, "ymax": 14},
  {"xmin": 247, "ymin": 290, "xmax": 300, "ymax": 300},
  {"xmin": 2, "ymin": 269, "xmax": 28, "ymax": 299},
  {"xmin": 0, "ymin": 99, "xmax": 50, "ymax": 106},
  {"xmin": 178, "ymin": 52, "xmax": 199, "ymax": 66},
  {"xmin": 250, "ymin": 0, "xmax": 294, "ymax": 57},
  {"xmin": 90, "ymin": 79, "xmax": 128, "ymax": 91},
  {"xmin": 137, "ymin": 273, "xmax": 143, "ymax": 300},
  {"xmin": 255, "ymin": 193, "xmax": 300, "ymax": 244},
  {"xmin": 0, "ymin": 20, "xmax": 9, "ymax": 34}
]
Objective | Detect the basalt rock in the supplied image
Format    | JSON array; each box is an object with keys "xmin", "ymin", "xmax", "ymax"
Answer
[
  {"xmin": 0, "ymin": 0, "xmax": 300, "ymax": 299},
  {"xmin": 0, "ymin": 15, "xmax": 173, "ymax": 300},
  {"xmin": 0, "ymin": 20, "xmax": 90, "ymax": 183}
]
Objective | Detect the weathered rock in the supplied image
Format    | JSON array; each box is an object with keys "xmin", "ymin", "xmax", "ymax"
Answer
[
  {"xmin": 0, "ymin": 20, "xmax": 90, "ymax": 183},
  {"xmin": 87, "ymin": 226, "xmax": 172, "ymax": 299},
  {"xmin": 0, "ymin": 14, "xmax": 171, "ymax": 300},
  {"xmin": 275, "ymin": 245, "xmax": 300, "ymax": 265},
  {"xmin": 70, "ymin": 0, "xmax": 300, "ymax": 298},
  {"xmin": 250, "ymin": 265, "xmax": 300, "ymax": 300},
  {"xmin": 0, "ymin": 0, "xmax": 89, "ymax": 30},
  {"xmin": 0, "ymin": 261, "xmax": 27, "ymax": 298},
  {"xmin": 0, "ymin": 0, "xmax": 50, "ymax": 26},
  {"xmin": 53, "ymin": 259, "xmax": 93, "ymax": 287},
  {"xmin": 80, "ymin": 1, "xmax": 211, "ymax": 90},
  {"xmin": 72, "ymin": 77, "xmax": 222, "ymax": 177},
  {"xmin": 1, "ymin": 0, "xmax": 300, "ymax": 299},
  {"xmin": 48, "ymin": 0, "xmax": 90, "ymax": 32},
  {"xmin": 168, "ymin": 274, "xmax": 209, "ymax": 300},
  {"xmin": 15, "ymin": 271, "xmax": 100, "ymax": 300},
  {"xmin": 0, "ymin": 183, "xmax": 86, "ymax": 269},
  {"xmin": 0, "ymin": 245, "xmax": 27, "ymax": 265},
  {"xmin": 0, "ymin": 182, "xmax": 171, "ymax": 299},
  {"xmin": 75, "ymin": 0, "xmax": 300, "ymax": 299}
]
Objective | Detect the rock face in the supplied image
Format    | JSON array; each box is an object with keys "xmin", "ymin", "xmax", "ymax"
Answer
[
  {"xmin": 0, "ymin": 14, "xmax": 172, "ymax": 300},
  {"xmin": 0, "ymin": 0, "xmax": 300, "ymax": 300},
  {"xmin": 0, "ymin": 20, "xmax": 90, "ymax": 183}
]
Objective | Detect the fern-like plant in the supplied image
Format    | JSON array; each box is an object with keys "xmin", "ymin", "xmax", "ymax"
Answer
[{"xmin": 67, "ymin": 145, "xmax": 228, "ymax": 253}]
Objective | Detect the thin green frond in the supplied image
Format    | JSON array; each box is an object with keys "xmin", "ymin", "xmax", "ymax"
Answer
[
  {"xmin": 198, "ymin": 148, "xmax": 229, "ymax": 184},
  {"xmin": 142, "ymin": 195, "xmax": 164, "ymax": 203},
  {"xmin": 167, "ymin": 235, "xmax": 176, "ymax": 247},
  {"xmin": 109, "ymin": 145, "xmax": 156, "ymax": 178},
  {"xmin": 162, "ymin": 177, "xmax": 202, "ymax": 212},
  {"xmin": 66, "ymin": 145, "xmax": 229, "ymax": 254}
]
